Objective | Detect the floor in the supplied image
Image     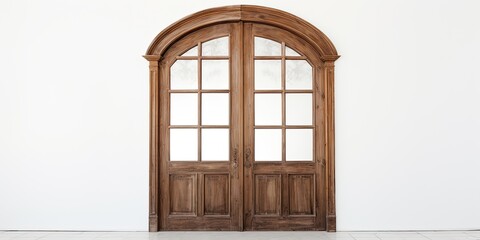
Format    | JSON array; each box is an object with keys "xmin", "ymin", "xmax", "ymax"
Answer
[{"xmin": 1, "ymin": 231, "xmax": 480, "ymax": 240}]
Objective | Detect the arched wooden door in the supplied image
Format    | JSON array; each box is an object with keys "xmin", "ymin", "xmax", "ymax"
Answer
[{"xmin": 144, "ymin": 5, "xmax": 339, "ymax": 231}]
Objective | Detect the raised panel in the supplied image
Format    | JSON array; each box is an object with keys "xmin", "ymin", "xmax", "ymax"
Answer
[
  {"xmin": 170, "ymin": 174, "xmax": 196, "ymax": 215},
  {"xmin": 254, "ymin": 175, "xmax": 281, "ymax": 215},
  {"xmin": 204, "ymin": 174, "xmax": 230, "ymax": 215},
  {"xmin": 289, "ymin": 175, "xmax": 314, "ymax": 215}
]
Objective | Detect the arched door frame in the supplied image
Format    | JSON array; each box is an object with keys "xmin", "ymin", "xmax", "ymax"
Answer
[{"xmin": 144, "ymin": 5, "xmax": 339, "ymax": 231}]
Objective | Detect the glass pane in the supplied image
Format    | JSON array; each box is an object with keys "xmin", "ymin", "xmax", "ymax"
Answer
[
  {"xmin": 170, "ymin": 93, "xmax": 198, "ymax": 125},
  {"xmin": 202, "ymin": 60, "xmax": 229, "ymax": 89},
  {"xmin": 286, "ymin": 60, "xmax": 312, "ymax": 90},
  {"xmin": 255, "ymin": 129, "xmax": 282, "ymax": 161},
  {"xmin": 286, "ymin": 94, "xmax": 312, "ymax": 125},
  {"xmin": 286, "ymin": 129, "xmax": 313, "ymax": 161},
  {"xmin": 181, "ymin": 46, "xmax": 198, "ymax": 56},
  {"xmin": 255, "ymin": 60, "xmax": 281, "ymax": 90},
  {"xmin": 202, "ymin": 37, "xmax": 229, "ymax": 56},
  {"xmin": 285, "ymin": 46, "xmax": 301, "ymax": 56},
  {"xmin": 202, "ymin": 93, "xmax": 229, "ymax": 125},
  {"xmin": 255, "ymin": 37, "xmax": 281, "ymax": 56},
  {"xmin": 255, "ymin": 94, "xmax": 281, "ymax": 125},
  {"xmin": 202, "ymin": 129, "xmax": 229, "ymax": 161},
  {"xmin": 170, "ymin": 129, "xmax": 198, "ymax": 161},
  {"xmin": 170, "ymin": 60, "xmax": 198, "ymax": 89}
]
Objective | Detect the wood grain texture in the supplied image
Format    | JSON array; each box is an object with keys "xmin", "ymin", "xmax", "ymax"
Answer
[
  {"xmin": 144, "ymin": 5, "xmax": 339, "ymax": 232},
  {"xmin": 158, "ymin": 59, "xmax": 169, "ymax": 231},
  {"xmin": 315, "ymin": 64, "xmax": 327, "ymax": 229},
  {"xmin": 254, "ymin": 175, "xmax": 281, "ymax": 216},
  {"xmin": 204, "ymin": 174, "xmax": 229, "ymax": 215},
  {"xmin": 169, "ymin": 174, "xmax": 196, "ymax": 215},
  {"xmin": 289, "ymin": 175, "xmax": 314, "ymax": 215},
  {"xmin": 242, "ymin": 23, "xmax": 255, "ymax": 230},
  {"xmin": 230, "ymin": 22, "xmax": 244, "ymax": 230}
]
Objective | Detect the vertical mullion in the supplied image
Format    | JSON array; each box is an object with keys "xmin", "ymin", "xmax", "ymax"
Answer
[
  {"xmin": 230, "ymin": 22, "xmax": 243, "ymax": 230},
  {"xmin": 243, "ymin": 23, "xmax": 254, "ymax": 230},
  {"xmin": 281, "ymin": 42, "xmax": 286, "ymax": 162},
  {"xmin": 198, "ymin": 42, "xmax": 202, "ymax": 162}
]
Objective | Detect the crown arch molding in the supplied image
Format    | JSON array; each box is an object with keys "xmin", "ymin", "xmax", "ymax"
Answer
[{"xmin": 145, "ymin": 5, "xmax": 339, "ymax": 61}]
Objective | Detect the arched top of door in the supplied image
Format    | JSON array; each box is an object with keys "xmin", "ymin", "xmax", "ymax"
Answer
[{"xmin": 144, "ymin": 5, "xmax": 339, "ymax": 62}]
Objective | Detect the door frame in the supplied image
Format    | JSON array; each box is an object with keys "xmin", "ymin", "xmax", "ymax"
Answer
[{"xmin": 144, "ymin": 5, "xmax": 340, "ymax": 232}]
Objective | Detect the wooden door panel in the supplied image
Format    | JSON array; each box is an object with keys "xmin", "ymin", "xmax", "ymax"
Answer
[
  {"xmin": 169, "ymin": 174, "xmax": 196, "ymax": 216},
  {"xmin": 289, "ymin": 174, "xmax": 315, "ymax": 215},
  {"xmin": 254, "ymin": 175, "xmax": 281, "ymax": 215},
  {"xmin": 159, "ymin": 22, "xmax": 242, "ymax": 231},
  {"xmin": 204, "ymin": 174, "xmax": 230, "ymax": 215},
  {"xmin": 243, "ymin": 23, "xmax": 326, "ymax": 230}
]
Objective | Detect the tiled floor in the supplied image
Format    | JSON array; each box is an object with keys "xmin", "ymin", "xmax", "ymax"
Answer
[{"xmin": 0, "ymin": 231, "xmax": 479, "ymax": 240}]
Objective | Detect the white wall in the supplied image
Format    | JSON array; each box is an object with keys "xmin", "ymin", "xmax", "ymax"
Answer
[{"xmin": 0, "ymin": 0, "xmax": 479, "ymax": 231}]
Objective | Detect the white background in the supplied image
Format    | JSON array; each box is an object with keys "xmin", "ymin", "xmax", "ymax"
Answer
[{"xmin": 1, "ymin": 0, "xmax": 479, "ymax": 231}]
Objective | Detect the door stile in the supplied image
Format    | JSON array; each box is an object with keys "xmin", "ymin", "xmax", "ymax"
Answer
[
  {"xmin": 242, "ymin": 23, "xmax": 254, "ymax": 231},
  {"xmin": 230, "ymin": 21, "xmax": 244, "ymax": 230},
  {"xmin": 315, "ymin": 65, "xmax": 326, "ymax": 230}
]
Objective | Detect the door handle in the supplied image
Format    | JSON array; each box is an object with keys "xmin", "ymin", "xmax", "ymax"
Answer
[
  {"xmin": 233, "ymin": 147, "xmax": 239, "ymax": 178},
  {"xmin": 245, "ymin": 148, "xmax": 252, "ymax": 168}
]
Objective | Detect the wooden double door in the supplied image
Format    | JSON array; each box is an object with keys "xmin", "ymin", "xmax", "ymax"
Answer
[{"xmin": 158, "ymin": 22, "xmax": 326, "ymax": 230}]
